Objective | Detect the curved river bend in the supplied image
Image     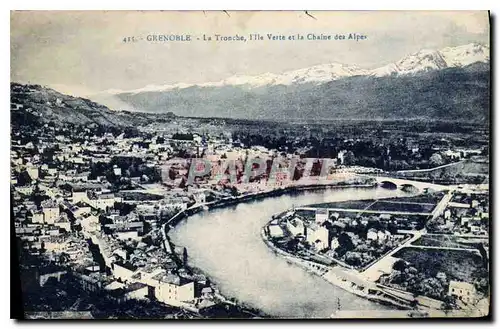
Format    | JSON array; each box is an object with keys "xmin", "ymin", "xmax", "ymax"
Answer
[{"xmin": 170, "ymin": 187, "xmax": 411, "ymax": 318}]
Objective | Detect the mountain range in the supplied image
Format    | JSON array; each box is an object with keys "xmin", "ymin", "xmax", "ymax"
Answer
[
  {"xmin": 100, "ymin": 43, "xmax": 490, "ymax": 122},
  {"xmin": 106, "ymin": 43, "xmax": 489, "ymax": 93},
  {"xmin": 11, "ymin": 43, "xmax": 490, "ymax": 125}
]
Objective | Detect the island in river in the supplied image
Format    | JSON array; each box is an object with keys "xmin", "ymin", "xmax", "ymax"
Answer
[{"xmin": 260, "ymin": 184, "xmax": 489, "ymax": 318}]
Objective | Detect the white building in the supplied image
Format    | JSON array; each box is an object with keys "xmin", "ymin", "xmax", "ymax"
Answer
[
  {"xmin": 72, "ymin": 190, "xmax": 89, "ymax": 203},
  {"xmin": 88, "ymin": 193, "xmax": 121, "ymax": 210},
  {"xmin": 113, "ymin": 262, "xmax": 138, "ymax": 282},
  {"xmin": 268, "ymin": 225, "xmax": 284, "ymax": 238},
  {"xmin": 150, "ymin": 272, "xmax": 195, "ymax": 305},
  {"xmin": 448, "ymin": 280, "xmax": 477, "ymax": 305},
  {"xmin": 315, "ymin": 209, "xmax": 329, "ymax": 225},
  {"xmin": 26, "ymin": 166, "xmax": 39, "ymax": 180},
  {"xmin": 31, "ymin": 211, "xmax": 44, "ymax": 224},
  {"xmin": 286, "ymin": 217, "xmax": 304, "ymax": 237},
  {"xmin": 305, "ymin": 223, "xmax": 329, "ymax": 250},
  {"xmin": 41, "ymin": 201, "xmax": 60, "ymax": 224},
  {"xmin": 112, "ymin": 263, "xmax": 196, "ymax": 306},
  {"xmin": 331, "ymin": 237, "xmax": 340, "ymax": 250},
  {"xmin": 367, "ymin": 229, "xmax": 378, "ymax": 241},
  {"xmin": 377, "ymin": 230, "xmax": 389, "ymax": 242},
  {"xmin": 54, "ymin": 214, "xmax": 71, "ymax": 232},
  {"xmin": 81, "ymin": 213, "xmax": 101, "ymax": 232},
  {"xmin": 113, "ymin": 166, "xmax": 122, "ymax": 176},
  {"xmin": 133, "ymin": 268, "xmax": 196, "ymax": 305}
]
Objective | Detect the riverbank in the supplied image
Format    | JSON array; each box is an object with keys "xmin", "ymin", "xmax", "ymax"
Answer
[
  {"xmin": 165, "ymin": 182, "xmax": 377, "ymax": 228},
  {"xmin": 163, "ymin": 182, "xmax": 379, "ymax": 255},
  {"xmin": 260, "ymin": 225, "xmax": 415, "ymax": 313}
]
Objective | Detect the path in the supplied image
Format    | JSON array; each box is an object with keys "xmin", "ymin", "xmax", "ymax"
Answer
[
  {"xmin": 296, "ymin": 206, "xmax": 432, "ymax": 216},
  {"xmin": 360, "ymin": 231, "xmax": 423, "ymax": 281}
]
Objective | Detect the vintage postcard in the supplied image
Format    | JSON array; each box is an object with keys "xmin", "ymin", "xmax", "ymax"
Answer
[{"xmin": 10, "ymin": 11, "xmax": 490, "ymax": 319}]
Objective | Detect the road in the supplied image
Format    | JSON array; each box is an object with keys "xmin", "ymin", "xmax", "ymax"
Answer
[
  {"xmin": 395, "ymin": 160, "xmax": 465, "ymax": 174},
  {"xmin": 296, "ymin": 206, "xmax": 432, "ymax": 216},
  {"xmin": 360, "ymin": 190, "xmax": 454, "ymax": 281},
  {"xmin": 430, "ymin": 190, "xmax": 454, "ymax": 220},
  {"xmin": 360, "ymin": 231, "xmax": 423, "ymax": 281},
  {"xmin": 404, "ymin": 244, "xmax": 479, "ymax": 253},
  {"xmin": 331, "ymin": 308, "xmax": 484, "ymax": 318}
]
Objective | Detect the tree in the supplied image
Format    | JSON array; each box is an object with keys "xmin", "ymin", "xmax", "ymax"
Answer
[
  {"xmin": 471, "ymin": 264, "xmax": 489, "ymax": 295},
  {"xmin": 182, "ymin": 247, "xmax": 188, "ymax": 266},
  {"xmin": 393, "ymin": 259, "xmax": 407, "ymax": 272},
  {"xmin": 286, "ymin": 238, "xmax": 299, "ymax": 252},
  {"xmin": 335, "ymin": 233, "xmax": 354, "ymax": 257},
  {"xmin": 478, "ymin": 243, "xmax": 488, "ymax": 268},
  {"xmin": 408, "ymin": 266, "xmax": 418, "ymax": 275},
  {"xmin": 429, "ymin": 153, "xmax": 444, "ymax": 167},
  {"xmin": 230, "ymin": 186, "xmax": 239, "ymax": 197},
  {"xmin": 344, "ymin": 251, "xmax": 362, "ymax": 267},
  {"xmin": 417, "ymin": 277, "xmax": 444, "ymax": 299},
  {"xmin": 441, "ymin": 295, "xmax": 457, "ymax": 314},
  {"xmin": 343, "ymin": 151, "xmax": 356, "ymax": 166},
  {"xmin": 58, "ymin": 252, "xmax": 70, "ymax": 265}
]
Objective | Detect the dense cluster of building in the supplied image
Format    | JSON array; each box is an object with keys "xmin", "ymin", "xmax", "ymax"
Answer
[
  {"xmin": 269, "ymin": 208, "xmax": 408, "ymax": 269},
  {"xmin": 11, "ymin": 124, "xmax": 251, "ymax": 315},
  {"xmin": 12, "ymin": 118, "xmax": 379, "ymax": 315},
  {"xmin": 429, "ymin": 192, "xmax": 489, "ymax": 237}
]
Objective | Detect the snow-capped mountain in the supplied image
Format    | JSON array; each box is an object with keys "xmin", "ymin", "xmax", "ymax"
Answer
[
  {"xmin": 371, "ymin": 49, "xmax": 448, "ymax": 77},
  {"xmin": 371, "ymin": 43, "xmax": 489, "ymax": 77},
  {"xmin": 106, "ymin": 63, "xmax": 371, "ymax": 94},
  {"xmin": 440, "ymin": 43, "xmax": 490, "ymax": 67},
  {"xmin": 107, "ymin": 43, "xmax": 489, "ymax": 94}
]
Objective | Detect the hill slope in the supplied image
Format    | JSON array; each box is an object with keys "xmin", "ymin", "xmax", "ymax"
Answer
[{"xmin": 10, "ymin": 83, "xmax": 175, "ymax": 128}]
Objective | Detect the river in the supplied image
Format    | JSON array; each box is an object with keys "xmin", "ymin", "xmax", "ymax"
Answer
[{"xmin": 170, "ymin": 186, "xmax": 413, "ymax": 318}]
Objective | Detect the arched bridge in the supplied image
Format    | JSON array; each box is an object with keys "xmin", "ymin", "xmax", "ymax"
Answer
[{"xmin": 371, "ymin": 176, "xmax": 450, "ymax": 193}]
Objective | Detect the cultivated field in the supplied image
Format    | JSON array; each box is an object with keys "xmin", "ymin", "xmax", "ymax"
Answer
[{"xmin": 393, "ymin": 247, "xmax": 484, "ymax": 282}]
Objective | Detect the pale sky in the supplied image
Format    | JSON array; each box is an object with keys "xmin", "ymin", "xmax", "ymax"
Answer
[{"xmin": 11, "ymin": 11, "xmax": 489, "ymax": 96}]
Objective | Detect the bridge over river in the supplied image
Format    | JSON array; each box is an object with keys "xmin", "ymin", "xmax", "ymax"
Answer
[{"xmin": 361, "ymin": 174, "xmax": 453, "ymax": 193}]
